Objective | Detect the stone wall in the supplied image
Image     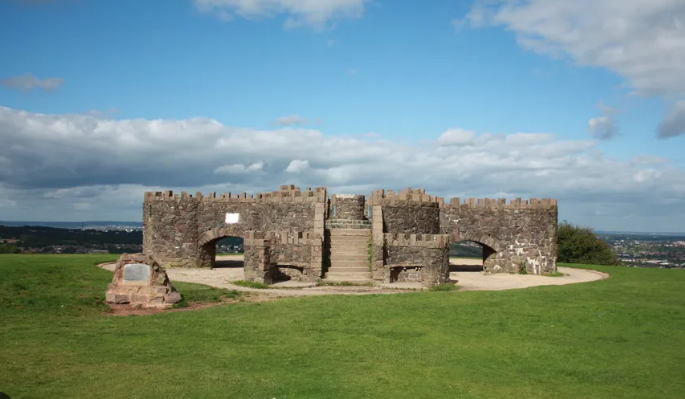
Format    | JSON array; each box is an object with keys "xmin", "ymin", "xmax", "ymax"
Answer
[
  {"xmin": 371, "ymin": 188, "xmax": 441, "ymax": 234},
  {"xmin": 370, "ymin": 188, "xmax": 558, "ymax": 276},
  {"xmin": 143, "ymin": 185, "xmax": 326, "ymax": 279},
  {"xmin": 143, "ymin": 184, "xmax": 558, "ymax": 282},
  {"xmin": 440, "ymin": 198, "xmax": 558, "ymax": 274},
  {"xmin": 330, "ymin": 194, "xmax": 366, "ymax": 220},
  {"xmin": 380, "ymin": 233, "xmax": 450, "ymax": 287}
]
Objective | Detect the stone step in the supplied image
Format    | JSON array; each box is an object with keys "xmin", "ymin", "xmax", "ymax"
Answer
[
  {"xmin": 325, "ymin": 277, "xmax": 374, "ymax": 283},
  {"xmin": 325, "ymin": 271, "xmax": 373, "ymax": 280},
  {"xmin": 330, "ymin": 260, "xmax": 369, "ymax": 268},
  {"xmin": 328, "ymin": 228, "xmax": 371, "ymax": 237},
  {"xmin": 329, "ymin": 239, "xmax": 368, "ymax": 245},
  {"xmin": 327, "ymin": 219, "xmax": 371, "ymax": 225},
  {"xmin": 329, "ymin": 244, "xmax": 368, "ymax": 254},
  {"xmin": 327, "ymin": 266, "xmax": 370, "ymax": 273},
  {"xmin": 330, "ymin": 253, "xmax": 368, "ymax": 262},
  {"xmin": 328, "ymin": 242, "xmax": 368, "ymax": 249}
]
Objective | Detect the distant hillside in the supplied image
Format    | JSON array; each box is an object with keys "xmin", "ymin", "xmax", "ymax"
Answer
[
  {"xmin": 0, "ymin": 221, "xmax": 142, "ymax": 229},
  {"xmin": 0, "ymin": 225, "xmax": 142, "ymax": 248}
]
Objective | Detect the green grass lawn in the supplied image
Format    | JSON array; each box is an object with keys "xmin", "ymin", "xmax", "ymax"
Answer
[{"xmin": 1, "ymin": 255, "xmax": 684, "ymax": 398}]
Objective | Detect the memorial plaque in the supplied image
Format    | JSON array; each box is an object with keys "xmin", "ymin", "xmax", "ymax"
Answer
[
  {"xmin": 123, "ymin": 263, "xmax": 151, "ymax": 283},
  {"xmin": 225, "ymin": 212, "xmax": 240, "ymax": 224}
]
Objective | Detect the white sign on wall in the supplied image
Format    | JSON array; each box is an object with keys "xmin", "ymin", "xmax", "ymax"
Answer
[{"xmin": 225, "ymin": 213, "xmax": 240, "ymax": 224}]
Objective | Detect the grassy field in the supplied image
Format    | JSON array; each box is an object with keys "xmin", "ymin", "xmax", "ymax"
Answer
[{"xmin": 1, "ymin": 255, "xmax": 684, "ymax": 398}]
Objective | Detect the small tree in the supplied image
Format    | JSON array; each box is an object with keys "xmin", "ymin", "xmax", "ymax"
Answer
[
  {"xmin": 557, "ymin": 221, "xmax": 621, "ymax": 266},
  {"xmin": 0, "ymin": 243, "xmax": 21, "ymax": 254}
]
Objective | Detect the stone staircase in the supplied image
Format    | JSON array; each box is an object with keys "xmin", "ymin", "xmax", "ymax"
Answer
[{"xmin": 325, "ymin": 220, "xmax": 373, "ymax": 283}]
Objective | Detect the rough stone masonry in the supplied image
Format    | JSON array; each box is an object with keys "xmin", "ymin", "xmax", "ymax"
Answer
[{"xmin": 143, "ymin": 185, "xmax": 558, "ymax": 287}]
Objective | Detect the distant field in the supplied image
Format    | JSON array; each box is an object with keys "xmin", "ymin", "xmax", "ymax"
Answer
[{"xmin": 1, "ymin": 254, "xmax": 685, "ymax": 398}]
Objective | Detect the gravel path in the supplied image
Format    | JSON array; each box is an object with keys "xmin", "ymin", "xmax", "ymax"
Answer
[{"xmin": 98, "ymin": 255, "xmax": 607, "ymax": 297}]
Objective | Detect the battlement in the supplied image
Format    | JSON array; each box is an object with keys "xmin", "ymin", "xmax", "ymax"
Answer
[
  {"xmin": 370, "ymin": 187, "xmax": 556, "ymax": 209},
  {"xmin": 441, "ymin": 197, "xmax": 557, "ymax": 208},
  {"xmin": 371, "ymin": 187, "xmax": 442, "ymax": 206},
  {"xmin": 384, "ymin": 233, "xmax": 451, "ymax": 249},
  {"xmin": 145, "ymin": 186, "xmax": 327, "ymax": 204}
]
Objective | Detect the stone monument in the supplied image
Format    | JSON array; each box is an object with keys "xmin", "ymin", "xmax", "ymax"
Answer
[{"xmin": 105, "ymin": 253, "xmax": 181, "ymax": 308}]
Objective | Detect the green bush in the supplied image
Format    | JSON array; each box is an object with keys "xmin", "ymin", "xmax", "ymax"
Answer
[
  {"xmin": 0, "ymin": 243, "xmax": 21, "ymax": 254},
  {"xmin": 558, "ymin": 221, "xmax": 621, "ymax": 266}
]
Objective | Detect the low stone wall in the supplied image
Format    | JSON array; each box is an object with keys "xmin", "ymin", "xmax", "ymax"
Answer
[
  {"xmin": 377, "ymin": 233, "xmax": 450, "ymax": 287},
  {"xmin": 242, "ymin": 231, "xmax": 323, "ymax": 283}
]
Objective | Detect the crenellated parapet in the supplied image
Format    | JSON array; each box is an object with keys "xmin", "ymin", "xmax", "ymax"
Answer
[
  {"xmin": 369, "ymin": 187, "xmax": 557, "ymax": 209},
  {"xmin": 144, "ymin": 185, "xmax": 327, "ymax": 204},
  {"xmin": 441, "ymin": 197, "xmax": 557, "ymax": 208},
  {"xmin": 371, "ymin": 187, "xmax": 441, "ymax": 206}
]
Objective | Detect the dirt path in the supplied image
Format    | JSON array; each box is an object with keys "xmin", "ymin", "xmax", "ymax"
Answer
[{"xmin": 98, "ymin": 256, "xmax": 608, "ymax": 297}]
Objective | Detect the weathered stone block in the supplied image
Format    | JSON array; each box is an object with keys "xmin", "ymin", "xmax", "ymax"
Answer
[{"xmin": 105, "ymin": 253, "xmax": 182, "ymax": 309}]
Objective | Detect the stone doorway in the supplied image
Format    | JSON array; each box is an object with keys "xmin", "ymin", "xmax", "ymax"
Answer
[
  {"xmin": 200, "ymin": 235, "xmax": 245, "ymax": 270},
  {"xmin": 448, "ymin": 240, "xmax": 497, "ymax": 276}
]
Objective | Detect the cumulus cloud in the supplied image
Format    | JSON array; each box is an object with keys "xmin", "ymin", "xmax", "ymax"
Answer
[
  {"xmin": 457, "ymin": 0, "xmax": 685, "ymax": 138},
  {"xmin": 193, "ymin": 0, "xmax": 366, "ymax": 30},
  {"xmin": 587, "ymin": 101, "xmax": 619, "ymax": 140},
  {"xmin": 214, "ymin": 162, "xmax": 264, "ymax": 174},
  {"xmin": 588, "ymin": 116, "xmax": 616, "ymax": 140},
  {"xmin": 437, "ymin": 128, "xmax": 475, "ymax": 146},
  {"xmin": 0, "ymin": 106, "xmax": 684, "ymax": 229},
  {"xmin": 285, "ymin": 159, "xmax": 310, "ymax": 173},
  {"xmin": 658, "ymin": 100, "xmax": 685, "ymax": 139},
  {"xmin": 274, "ymin": 115, "xmax": 307, "ymax": 126},
  {"xmin": 1, "ymin": 73, "xmax": 64, "ymax": 92}
]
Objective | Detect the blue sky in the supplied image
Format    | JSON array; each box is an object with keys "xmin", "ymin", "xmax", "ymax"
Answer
[{"xmin": 0, "ymin": 0, "xmax": 684, "ymax": 232}]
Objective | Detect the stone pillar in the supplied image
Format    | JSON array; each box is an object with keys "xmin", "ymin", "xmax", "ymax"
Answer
[
  {"xmin": 330, "ymin": 194, "xmax": 366, "ymax": 220},
  {"xmin": 244, "ymin": 234, "xmax": 273, "ymax": 284},
  {"xmin": 309, "ymin": 233, "xmax": 323, "ymax": 281},
  {"xmin": 371, "ymin": 205, "xmax": 386, "ymax": 282}
]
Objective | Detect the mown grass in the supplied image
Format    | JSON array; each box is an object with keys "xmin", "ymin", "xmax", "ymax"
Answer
[
  {"xmin": 232, "ymin": 279, "xmax": 270, "ymax": 289},
  {"xmin": 1, "ymin": 255, "xmax": 685, "ymax": 398},
  {"xmin": 430, "ymin": 283, "xmax": 460, "ymax": 291}
]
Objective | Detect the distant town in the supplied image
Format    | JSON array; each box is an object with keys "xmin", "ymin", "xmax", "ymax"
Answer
[{"xmin": 598, "ymin": 232, "xmax": 685, "ymax": 268}]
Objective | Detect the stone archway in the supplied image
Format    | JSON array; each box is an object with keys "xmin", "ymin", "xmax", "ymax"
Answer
[
  {"xmin": 454, "ymin": 231, "xmax": 504, "ymax": 273},
  {"xmin": 197, "ymin": 226, "xmax": 247, "ymax": 268}
]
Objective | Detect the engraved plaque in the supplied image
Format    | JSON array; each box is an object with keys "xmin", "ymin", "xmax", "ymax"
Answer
[
  {"xmin": 225, "ymin": 213, "xmax": 240, "ymax": 224},
  {"xmin": 123, "ymin": 263, "xmax": 151, "ymax": 283}
]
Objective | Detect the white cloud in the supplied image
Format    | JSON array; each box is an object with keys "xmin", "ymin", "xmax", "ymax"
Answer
[
  {"xmin": 458, "ymin": 0, "xmax": 685, "ymax": 138},
  {"xmin": 193, "ymin": 0, "xmax": 366, "ymax": 30},
  {"xmin": 285, "ymin": 159, "xmax": 310, "ymax": 173},
  {"xmin": 437, "ymin": 128, "xmax": 475, "ymax": 146},
  {"xmin": 214, "ymin": 162, "xmax": 264, "ymax": 174},
  {"xmin": 274, "ymin": 115, "xmax": 307, "ymax": 126},
  {"xmin": 587, "ymin": 101, "xmax": 619, "ymax": 140},
  {"xmin": 1, "ymin": 73, "xmax": 64, "ymax": 91},
  {"xmin": 1, "ymin": 105, "xmax": 685, "ymax": 230},
  {"xmin": 588, "ymin": 116, "xmax": 617, "ymax": 140}
]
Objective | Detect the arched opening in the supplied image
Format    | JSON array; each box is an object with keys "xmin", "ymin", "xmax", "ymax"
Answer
[
  {"xmin": 212, "ymin": 236, "xmax": 244, "ymax": 269},
  {"xmin": 449, "ymin": 239, "xmax": 498, "ymax": 276},
  {"xmin": 197, "ymin": 228, "xmax": 245, "ymax": 270}
]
